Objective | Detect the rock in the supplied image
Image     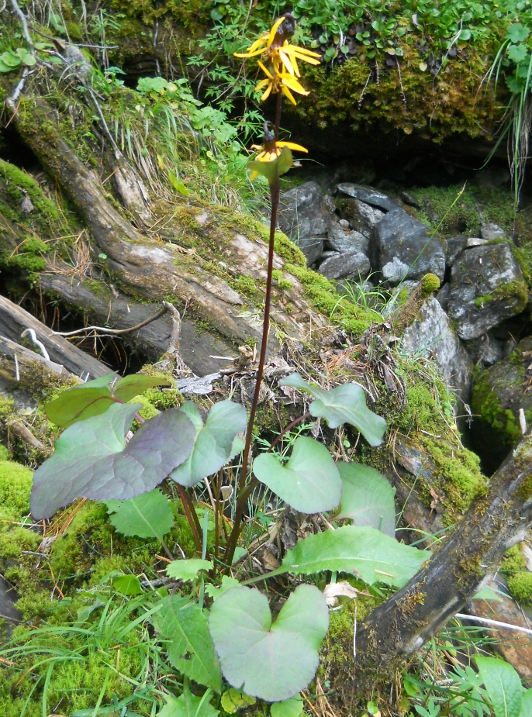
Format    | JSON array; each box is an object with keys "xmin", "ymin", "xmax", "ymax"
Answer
[
  {"xmin": 401, "ymin": 297, "xmax": 473, "ymax": 404},
  {"xmin": 336, "ymin": 183, "xmax": 398, "ymax": 211},
  {"xmin": 469, "ymin": 578, "xmax": 532, "ymax": 683},
  {"xmin": 278, "ymin": 181, "xmax": 331, "ymax": 240},
  {"xmin": 0, "ymin": 575, "xmax": 21, "ymax": 636},
  {"xmin": 336, "ymin": 196, "xmax": 385, "ymax": 237},
  {"xmin": 445, "ymin": 236, "xmax": 467, "ymax": 265},
  {"xmin": 382, "ymin": 256, "xmax": 409, "ymax": 283},
  {"xmin": 466, "ymin": 237, "xmax": 488, "ymax": 248},
  {"xmin": 318, "ymin": 250, "xmax": 371, "ymax": 280},
  {"xmin": 447, "ymin": 243, "xmax": 528, "ymax": 341},
  {"xmin": 481, "ymin": 222, "xmax": 507, "ymax": 240},
  {"xmin": 471, "ymin": 336, "xmax": 532, "ymax": 473},
  {"xmin": 295, "ymin": 237, "xmax": 324, "ymax": 265},
  {"xmin": 327, "ymin": 221, "xmax": 369, "ymax": 254},
  {"xmin": 371, "ymin": 207, "xmax": 445, "ymax": 284},
  {"xmin": 436, "ymin": 282, "xmax": 450, "ymax": 311},
  {"xmin": 399, "ymin": 191, "xmax": 421, "ymax": 209}
]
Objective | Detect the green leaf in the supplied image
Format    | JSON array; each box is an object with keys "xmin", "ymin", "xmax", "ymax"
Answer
[
  {"xmin": 279, "ymin": 374, "xmax": 386, "ymax": 446},
  {"xmin": 166, "ymin": 559, "xmax": 213, "ymax": 581},
  {"xmin": 337, "ymin": 462, "xmax": 395, "ymax": 536},
  {"xmin": 248, "ymin": 147, "xmax": 293, "ymax": 185},
  {"xmin": 520, "ymin": 688, "xmax": 532, "ymax": 717},
  {"xmin": 169, "ymin": 171, "xmax": 191, "ymax": 196},
  {"xmin": 281, "ymin": 525, "xmax": 429, "ymax": 588},
  {"xmin": 112, "ymin": 574, "xmax": 144, "ymax": 595},
  {"xmin": 170, "ymin": 401, "xmax": 246, "ymax": 487},
  {"xmin": 31, "ymin": 403, "xmax": 196, "ymax": 519},
  {"xmin": 157, "ymin": 687, "xmax": 219, "ymax": 717},
  {"xmin": 205, "ymin": 576, "xmax": 241, "ymax": 600},
  {"xmin": 21, "ymin": 53, "xmax": 36, "ymax": 66},
  {"xmin": 43, "ymin": 373, "xmax": 116, "ymax": 427},
  {"xmin": 221, "ymin": 688, "xmax": 256, "ymax": 714},
  {"xmin": 154, "ymin": 595, "xmax": 222, "ymax": 692},
  {"xmin": 476, "ymin": 656, "xmax": 523, "ymax": 717},
  {"xmin": 271, "ymin": 696, "xmax": 303, "ymax": 717},
  {"xmin": 508, "ymin": 44, "xmax": 528, "ymax": 63},
  {"xmin": 209, "ymin": 584, "xmax": 328, "ymax": 701},
  {"xmin": 472, "ymin": 586, "xmax": 503, "ymax": 601},
  {"xmin": 113, "ymin": 374, "xmax": 172, "ymax": 402},
  {"xmin": 105, "ymin": 488, "xmax": 174, "ymax": 540},
  {"xmin": 253, "ymin": 437, "xmax": 342, "ymax": 513},
  {"xmin": 507, "ymin": 23, "xmax": 530, "ymax": 44}
]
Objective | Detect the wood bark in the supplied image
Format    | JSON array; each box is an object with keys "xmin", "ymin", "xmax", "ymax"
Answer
[{"xmin": 355, "ymin": 431, "xmax": 532, "ymax": 686}]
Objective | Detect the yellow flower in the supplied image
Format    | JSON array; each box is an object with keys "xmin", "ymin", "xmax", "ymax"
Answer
[
  {"xmin": 254, "ymin": 59, "xmax": 310, "ymax": 104},
  {"xmin": 234, "ymin": 14, "xmax": 321, "ymax": 86},
  {"xmin": 248, "ymin": 125, "xmax": 308, "ymax": 180}
]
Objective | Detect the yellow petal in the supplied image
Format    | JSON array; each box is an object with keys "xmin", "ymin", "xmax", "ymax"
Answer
[
  {"xmin": 279, "ymin": 49, "xmax": 296, "ymax": 76},
  {"xmin": 277, "ymin": 141, "xmax": 308, "ymax": 153},
  {"xmin": 284, "ymin": 44, "xmax": 321, "ymax": 59},
  {"xmin": 257, "ymin": 60, "xmax": 273, "ymax": 79},
  {"xmin": 250, "ymin": 170, "xmax": 259, "ymax": 180},
  {"xmin": 260, "ymin": 82, "xmax": 274, "ymax": 102},
  {"xmin": 282, "ymin": 85, "xmax": 297, "ymax": 105},
  {"xmin": 281, "ymin": 74, "xmax": 309, "ymax": 95},
  {"xmin": 267, "ymin": 16, "xmax": 285, "ymax": 46}
]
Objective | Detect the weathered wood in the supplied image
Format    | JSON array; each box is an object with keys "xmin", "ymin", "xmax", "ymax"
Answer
[
  {"xmin": 0, "ymin": 295, "xmax": 113, "ymax": 379},
  {"xmin": 355, "ymin": 431, "xmax": 532, "ymax": 687}
]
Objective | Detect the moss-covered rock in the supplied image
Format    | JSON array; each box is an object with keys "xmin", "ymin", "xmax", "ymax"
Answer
[{"xmin": 471, "ymin": 336, "xmax": 532, "ymax": 474}]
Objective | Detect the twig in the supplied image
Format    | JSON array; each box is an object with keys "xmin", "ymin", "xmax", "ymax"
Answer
[
  {"xmin": 8, "ymin": 420, "xmax": 48, "ymax": 452},
  {"xmin": 52, "ymin": 305, "xmax": 169, "ymax": 337},
  {"xmin": 455, "ymin": 613, "xmax": 532, "ymax": 636},
  {"xmin": 9, "ymin": 0, "xmax": 34, "ymax": 50},
  {"xmin": 20, "ymin": 328, "xmax": 50, "ymax": 360}
]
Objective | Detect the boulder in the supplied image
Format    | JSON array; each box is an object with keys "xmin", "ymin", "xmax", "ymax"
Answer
[
  {"xmin": 370, "ymin": 207, "xmax": 446, "ymax": 283},
  {"xmin": 296, "ymin": 237, "xmax": 324, "ymax": 265},
  {"xmin": 401, "ymin": 296, "xmax": 473, "ymax": 404},
  {"xmin": 336, "ymin": 183, "xmax": 399, "ymax": 212},
  {"xmin": 327, "ymin": 220, "xmax": 369, "ymax": 254},
  {"xmin": 277, "ymin": 181, "xmax": 331, "ymax": 240},
  {"xmin": 336, "ymin": 196, "xmax": 385, "ymax": 237},
  {"xmin": 481, "ymin": 222, "xmax": 507, "ymax": 240},
  {"xmin": 318, "ymin": 250, "xmax": 371, "ymax": 280},
  {"xmin": 471, "ymin": 335, "xmax": 532, "ymax": 473},
  {"xmin": 447, "ymin": 243, "xmax": 528, "ymax": 340}
]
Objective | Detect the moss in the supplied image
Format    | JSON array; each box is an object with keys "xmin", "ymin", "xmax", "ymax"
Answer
[
  {"xmin": 501, "ymin": 544, "xmax": 527, "ymax": 573},
  {"xmin": 0, "ymin": 459, "xmax": 33, "ymax": 520},
  {"xmin": 230, "ymin": 275, "xmax": 265, "ymax": 305},
  {"xmin": 474, "ymin": 279, "xmax": 528, "ymax": 310},
  {"xmin": 272, "ymin": 269, "xmax": 292, "ymax": 290},
  {"xmin": 507, "ymin": 571, "xmax": 532, "ymax": 605},
  {"xmin": 286, "ymin": 263, "xmax": 379, "ymax": 336},
  {"xmin": 420, "ymin": 273, "xmax": 440, "ymax": 296}
]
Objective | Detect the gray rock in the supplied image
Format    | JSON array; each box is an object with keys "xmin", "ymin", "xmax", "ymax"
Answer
[
  {"xmin": 371, "ymin": 207, "xmax": 446, "ymax": 283},
  {"xmin": 337, "ymin": 183, "xmax": 399, "ymax": 211},
  {"xmin": 466, "ymin": 237, "xmax": 488, "ymax": 248},
  {"xmin": 328, "ymin": 221, "xmax": 369, "ymax": 254},
  {"xmin": 382, "ymin": 257, "xmax": 409, "ymax": 283},
  {"xmin": 400, "ymin": 191, "xmax": 421, "ymax": 209},
  {"xmin": 436, "ymin": 282, "xmax": 450, "ymax": 311},
  {"xmin": 278, "ymin": 181, "xmax": 331, "ymax": 240},
  {"xmin": 337, "ymin": 197, "xmax": 385, "ymax": 237},
  {"xmin": 481, "ymin": 222, "xmax": 507, "ymax": 240},
  {"xmin": 445, "ymin": 236, "xmax": 467, "ymax": 266},
  {"xmin": 295, "ymin": 237, "xmax": 324, "ymax": 265},
  {"xmin": 448, "ymin": 243, "xmax": 528, "ymax": 340},
  {"xmin": 318, "ymin": 250, "xmax": 371, "ymax": 280},
  {"xmin": 401, "ymin": 296, "xmax": 473, "ymax": 404}
]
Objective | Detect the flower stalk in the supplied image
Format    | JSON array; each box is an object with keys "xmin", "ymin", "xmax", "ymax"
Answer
[{"xmin": 224, "ymin": 14, "xmax": 319, "ymax": 567}]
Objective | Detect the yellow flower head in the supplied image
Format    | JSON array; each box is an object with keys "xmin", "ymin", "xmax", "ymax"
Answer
[
  {"xmin": 248, "ymin": 122, "xmax": 308, "ymax": 181},
  {"xmin": 234, "ymin": 14, "xmax": 320, "ymax": 101}
]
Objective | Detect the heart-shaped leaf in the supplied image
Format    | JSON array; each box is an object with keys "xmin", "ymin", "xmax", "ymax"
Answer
[
  {"xmin": 270, "ymin": 696, "xmax": 303, "ymax": 717},
  {"xmin": 221, "ymin": 688, "xmax": 256, "ymax": 714},
  {"xmin": 477, "ymin": 656, "xmax": 523, "ymax": 717},
  {"xmin": 209, "ymin": 584, "xmax": 329, "ymax": 702},
  {"xmin": 253, "ymin": 437, "xmax": 342, "ymax": 513},
  {"xmin": 281, "ymin": 525, "xmax": 429, "ymax": 588},
  {"xmin": 105, "ymin": 488, "xmax": 174, "ymax": 541},
  {"xmin": 337, "ymin": 462, "xmax": 396, "ymax": 536},
  {"xmin": 31, "ymin": 403, "xmax": 196, "ymax": 519},
  {"xmin": 279, "ymin": 374, "xmax": 386, "ymax": 446},
  {"xmin": 44, "ymin": 372, "xmax": 171, "ymax": 427},
  {"xmin": 170, "ymin": 401, "xmax": 246, "ymax": 487},
  {"xmin": 166, "ymin": 559, "xmax": 213, "ymax": 582},
  {"xmin": 154, "ymin": 595, "xmax": 222, "ymax": 692}
]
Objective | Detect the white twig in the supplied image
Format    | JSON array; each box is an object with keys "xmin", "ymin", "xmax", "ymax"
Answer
[
  {"xmin": 519, "ymin": 408, "xmax": 527, "ymax": 436},
  {"xmin": 20, "ymin": 328, "xmax": 50, "ymax": 361},
  {"xmin": 14, "ymin": 353, "xmax": 20, "ymax": 381},
  {"xmin": 9, "ymin": 0, "xmax": 34, "ymax": 50},
  {"xmin": 456, "ymin": 613, "xmax": 532, "ymax": 636}
]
